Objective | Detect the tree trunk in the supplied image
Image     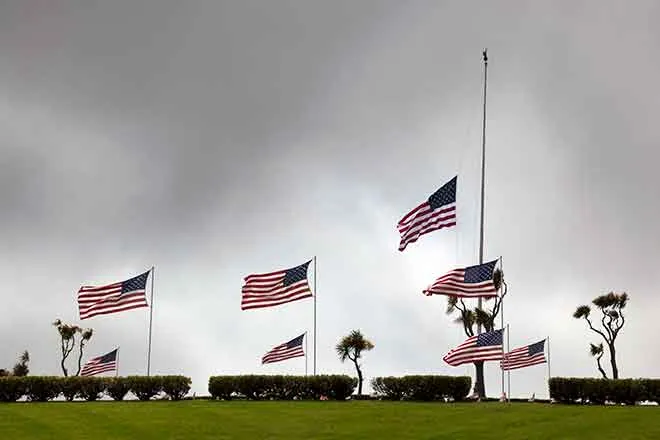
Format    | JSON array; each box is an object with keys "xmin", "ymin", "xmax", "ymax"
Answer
[
  {"xmin": 473, "ymin": 361, "xmax": 485, "ymax": 398},
  {"xmin": 595, "ymin": 353, "xmax": 608, "ymax": 379},
  {"xmin": 61, "ymin": 358, "xmax": 68, "ymax": 377},
  {"xmin": 608, "ymin": 343, "xmax": 618, "ymax": 379},
  {"xmin": 354, "ymin": 359, "xmax": 363, "ymax": 395}
]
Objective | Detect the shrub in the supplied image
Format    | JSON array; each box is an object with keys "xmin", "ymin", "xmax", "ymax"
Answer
[
  {"xmin": 105, "ymin": 377, "xmax": 131, "ymax": 401},
  {"xmin": 0, "ymin": 377, "xmax": 27, "ymax": 402},
  {"xmin": 127, "ymin": 376, "xmax": 163, "ymax": 401},
  {"xmin": 60, "ymin": 377, "xmax": 82, "ymax": 401},
  {"xmin": 207, "ymin": 375, "xmax": 357, "ymax": 400},
  {"xmin": 24, "ymin": 376, "xmax": 60, "ymax": 402},
  {"xmin": 78, "ymin": 377, "xmax": 106, "ymax": 401},
  {"xmin": 161, "ymin": 376, "xmax": 192, "ymax": 400},
  {"xmin": 549, "ymin": 377, "xmax": 660, "ymax": 404},
  {"xmin": 371, "ymin": 375, "xmax": 471, "ymax": 401}
]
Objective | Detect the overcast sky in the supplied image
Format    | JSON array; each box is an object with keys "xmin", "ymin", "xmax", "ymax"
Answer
[{"xmin": 1, "ymin": 0, "xmax": 658, "ymax": 398}]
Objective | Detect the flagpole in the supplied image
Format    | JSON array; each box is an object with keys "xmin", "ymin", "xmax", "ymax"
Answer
[
  {"xmin": 313, "ymin": 256, "xmax": 317, "ymax": 375},
  {"xmin": 116, "ymin": 346, "xmax": 120, "ymax": 378},
  {"xmin": 305, "ymin": 331, "xmax": 308, "ymax": 376},
  {"xmin": 147, "ymin": 265, "xmax": 155, "ymax": 377},
  {"xmin": 507, "ymin": 324, "xmax": 511, "ymax": 402},
  {"xmin": 477, "ymin": 48, "xmax": 488, "ymax": 336},
  {"xmin": 500, "ymin": 258, "xmax": 504, "ymax": 401},
  {"xmin": 547, "ymin": 336, "xmax": 551, "ymax": 398}
]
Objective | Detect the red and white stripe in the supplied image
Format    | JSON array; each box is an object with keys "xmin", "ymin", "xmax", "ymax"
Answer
[
  {"xmin": 397, "ymin": 202, "xmax": 456, "ymax": 251},
  {"xmin": 241, "ymin": 270, "xmax": 312, "ymax": 310},
  {"xmin": 262, "ymin": 343, "xmax": 304, "ymax": 364},
  {"xmin": 78, "ymin": 283, "xmax": 148, "ymax": 320},
  {"xmin": 443, "ymin": 334, "xmax": 503, "ymax": 367},
  {"xmin": 423, "ymin": 267, "xmax": 497, "ymax": 298},
  {"xmin": 80, "ymin": 359, "xmax": 116, "ymax": 376},
  {"xmin": 500, "ymin": 346, "xmax": 546, "ymax": 371}
]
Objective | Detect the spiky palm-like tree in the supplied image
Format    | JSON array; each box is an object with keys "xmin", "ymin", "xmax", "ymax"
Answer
[
  {"xmin": 53, "ymin": 319, "xmax": 94, "ymax": 376},
  {"xmin": 336, "ymin": 330, "xmax": 374, "ymax": 396},
  {"xmin": 573, "ymin": 292, "xmax": 628, "ymax": 379},
  {"xmin": 445, "ymin": 268, "xmax": 506, "ymax": 398}
]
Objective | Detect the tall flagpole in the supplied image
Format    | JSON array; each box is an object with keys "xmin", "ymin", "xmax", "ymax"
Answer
[
  {"xmin": 506, "ymin": 324, "xmax": 511, "ymax": 402},
  {"xmin": 313, "ymin": 256, "xmax": 317, "ymax": 375},
  {"xmin": 305, "ymin": 331, "xmax": 308, "ymax": 376},
  {"xmin": 547, "ymin": 335, "xmax": 551, "ymax": 398},
  {"xmin": 116, "ymin": 346, "xmax": 120, "ymax": 378},
  {"xmin": 477, "ymin": 48, "xmax": 489, "ymax": 334},
  {"xmin": 147, "ymin": 265, "xmax": 155, "ymax": 376},
  {"xmin": 500, "ymin": 258, "xmax": 505, "ymax": 401}
]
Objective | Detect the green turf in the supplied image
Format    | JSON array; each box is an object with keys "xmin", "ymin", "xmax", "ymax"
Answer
[{"xmin": 0, "ymin": 401, "xmax": 658, "ymax": 439}]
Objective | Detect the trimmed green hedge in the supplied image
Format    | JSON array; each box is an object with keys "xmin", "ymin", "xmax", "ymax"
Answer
[
  {"xmin": 0, "ymin": 375, "xmax": 191, "ymax": 402},
  {"xmin": 371, "ymin": 375, "xmax": 472, "ymax": 401},
  {"xmin": 208, "ymin": 375, "xmax": 357, "ymax": 400},
  {"xmin": 549, "ymin": 377, "xmax": 660, "ymax": 405}
]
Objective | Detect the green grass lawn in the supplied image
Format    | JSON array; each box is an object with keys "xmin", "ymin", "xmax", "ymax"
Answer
[{"xmin": 0, "ymin": 400, "xmax": 658, "ymax": 440}]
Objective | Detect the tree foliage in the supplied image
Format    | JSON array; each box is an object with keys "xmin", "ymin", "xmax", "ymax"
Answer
[
  {"xmin": 573, "ymin": 292, "xmax": 628, "ymax": 379},
  {"xmin": 335, "ymin": 329, "xmax": 374, "ymax": 396},
  {"xmin": 445, "ymin": 268, "xmax": 506, "ymax": 398},
  {"xmin": 52, "ymin": 319, "xmax": 93, "ymax": 377}
]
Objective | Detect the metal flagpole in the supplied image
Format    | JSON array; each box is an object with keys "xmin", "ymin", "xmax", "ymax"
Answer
[
  {"xmin": 547, "ymin": 336, "xmax": 551, "ymax": 394},
  {"xmin": 116, "ymin": 346, "xmax": 120, "ymax": 377},
  {"xmin": 500, "ymin": 257, "xmax": 504, "ymax": 401},
  {"xmin": 507, "ymin": 324, "xmax": 511, "ymax": 402},
  {"xmin": 313, "ymin": 256, "xmax": 317, "ymax": 375},
  {"xmin": 305, "ymin": 331, "xmax": 308, "ymax": 376},
  {"xmin": 147, "ymin": 266, "xmax": 155, "ymax": 376},
  {"xmin": 477, "ymin": 48, "xmax": 489, "ymax": 335}
]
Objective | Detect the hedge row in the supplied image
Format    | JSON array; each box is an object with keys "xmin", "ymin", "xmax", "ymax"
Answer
[
  {"xmin": 549, "ymin": 378, "xmax": 660, "ymax": 404},
  {"xmin": 0, "ymin": 375, "xmax": 191, "ymax": 402},
  {"xmin": 208, "ymin": 375, "xmax": 357, "ymax": 400},
  {"xmin": 371, "ymin": 375, "xmax": 471, "ymax": 401}
]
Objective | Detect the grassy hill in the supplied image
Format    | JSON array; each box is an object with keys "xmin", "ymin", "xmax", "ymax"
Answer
[{"xmin": 0, "ymin": 400, "xmax": 658, "ymax": 439}]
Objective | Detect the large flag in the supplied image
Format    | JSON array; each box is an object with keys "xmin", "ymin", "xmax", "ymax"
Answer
[
  {"xmin": 443, "ymin": 329, "xmax": 503, "ymax": 366},
  {"xmin": 500, "ymin": 339, "xmax": 547, "ymax": 371},
  {"xmin": 397, "ymin": 176, "xmax": 457, "ymax": 252},
  {"xmin": 80, "ymin": 348, "xmax": 118, "ymax": 376},
  {"xmin": 423, "ymin": 259, "xmax": 499, "ymax": 298},
  {"xmin": 241, "ymin": 260, "xmax": 313, "ymax": 310},
  {"xmin": 78, "ymin": 270, "xmax": 150, "ymax": 320},
  {"xmin": 262, "ymin": 333, "xmax": 305, "ymax": 364}
]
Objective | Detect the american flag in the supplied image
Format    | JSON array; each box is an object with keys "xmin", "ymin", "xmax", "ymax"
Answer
[
  {"xmin": 241, "ymin": 260, "xmax": 313, "ymax": 310},
  {"xmin": 500, "ymin": 339, "xmax": 547, "ymax": 371},
  {"xmin": 80, "ymin": 348, "xmax": 118, "ymax": 376},
  {"xmin": 423, "ymin": 259, "xmax": 499, "ymax": 298},
  {"xmin": 443, "ymin": 329, "xmax": 503, "ymax": 366},
  {"xmin": 78, "ymin": 270, "xmax": 150, "ymax": 320},
  {"xmin": 398, "ymin": 176, "xmax": 457, "ymax": 252},
  {"xmin": 262, "ymin": 333, "xmax": 305, "ymax": 364}
]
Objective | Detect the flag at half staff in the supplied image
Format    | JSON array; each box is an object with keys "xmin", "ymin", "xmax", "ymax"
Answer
[
  {"xmin": 241, "ymin": 260, "xmax": 313, "ymax": 310},
  {"xmin": 500, "ymin": 339, "xmax": 547, "ymax": 371},
  {"xmin": 81, "ymin": 348, "xmax": 118, "ymax": 376},
  {"xmin": 397, "ymin": 176, "xmax": 457, "ymax": 251},
  {"xmin": 262, "ymin": 333, "xmax": 305, "ymax": 364},
  {"xmin": 78, "ymin": 270, "xmax": 150, "ymax": 320},
  {"xmin": 423, "ymin": 259, "xmax": 499, "ymax": 298},
  {"xmin": 443, "ymin": 329, "xmax": 503, "ymax": 366}
]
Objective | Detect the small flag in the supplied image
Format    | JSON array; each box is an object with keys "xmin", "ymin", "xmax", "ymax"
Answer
[
  {"xmin": 80, "ymin": 348, "xmax": 118, "ymax": 376},
  {"xmin": 262, "ymin": 333, "xmax": 305, "ymax": 364},
  {"xmin": 241, "ymin": 260, "xmax": 313, "ymax": 310},
  {"xmin": 500, "ymin": 339, "xmax": 547, "ymax": 371},
  {"xmin": 78, "ymin": 270, "xmax": 150, "ymax": 320},
  {"xmin": 423, "ymin": 259, "xmax": 499, "ymax": 298},
  {"xmin": 397, "ymin": 176, "xmax": 457, "ymax": 251},
  {"xmin": 443, "ymin": 329, "xmax": 503, "ymax": 366}
]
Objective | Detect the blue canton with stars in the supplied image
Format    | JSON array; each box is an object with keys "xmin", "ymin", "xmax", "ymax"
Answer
[
  {"xmin": 285, "ymin": 334, "xmax": 305, "ymax": 348},
  {"xmin": 463, "ymin": 260, "xmax": 498, "ymax": 283},
  {"xmin": 477, "ymin": 329, "xmax": 503, "ymax": 346},
  {"xmin": 97, "ymin": 349, "xmax": 118, "ymax": 363},
  {"xmin": 283, "ymin": 261, "xmax": 311, "ymax": 287},
  {"xmin": 528, "ymin": 340, "xmax": 545, "ymax": 356},
  {"xmin": 428, "ymin": 176, "xmax": 457, "ymax": 210},
  {"xmin": 121, "ymin": 271, "xmax": 150, "ymax": 294}
]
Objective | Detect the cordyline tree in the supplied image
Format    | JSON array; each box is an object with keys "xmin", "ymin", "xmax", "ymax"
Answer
[
  {"xmin": 573, "ymin": 292, "xmax": 628, "ymax": 379},
  {"xmin": 445, "ymin": 268, "xmax": 506, "ymax": 399},
  {"xmin": 53, "ymin": 319, "xmax": 94, "ymax": 376},
  {"xmin": 0, "ymin": 351, "xmax": 30, "ymax": 377},
  {"xmin": 336, "ymin": 329, "xmax": 374, "ymax": 396}
]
